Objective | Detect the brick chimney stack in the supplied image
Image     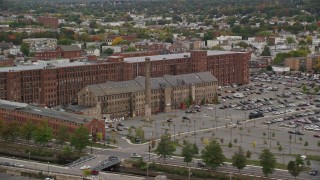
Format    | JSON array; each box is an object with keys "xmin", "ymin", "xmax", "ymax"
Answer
[{"xmin": 145, "ymin": 57, "xmax": 151, "ymax": 121}]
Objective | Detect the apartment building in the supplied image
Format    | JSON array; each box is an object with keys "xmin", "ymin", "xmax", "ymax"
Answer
[
  {"xmin": 284, "ymin": 57, "xmax": 312, "ymax": 72},
  {"xmin": 37, "ymin": 16, "xmax": 59, "ymax": 28}
]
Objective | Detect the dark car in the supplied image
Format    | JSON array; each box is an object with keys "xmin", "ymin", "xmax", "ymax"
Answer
[
  {"xmin": 182, "ymin": 116, "xmax": 190, "ymax": 120},
  {"xmin": 91, "ymin": 170, "xmax": 99, "ymax": 175},
  {"xmin": 314, "ymin": 134, "xmax": 320, "ymax": 138},
  {"xmin": 249, "ymin": 112, "xmax": 264, "ymax": 119},
  {"xmin": 296, "ymin": 131, "xmax": 304, "ymax": 135},
  {"xmin": 135, "ymin": 137, "xmax": 141, "ymax": 143},
  {"xmin": 167, "ymin": 118, "xmax": 173, "ymax": 122},
  {"xmin": 288, "ymin": 130, "xmax": 296, "ymax": 134},
  {"xmin": 309, "ymin": 170, "xmax": 318, "ymax": 176},
  {"xmin": 185, "ymin": 110, "xmax": 193, "ymax": 113},
  {"xmin": 197, "ymin": 162, "xmax": 206, "ymax": 167}
]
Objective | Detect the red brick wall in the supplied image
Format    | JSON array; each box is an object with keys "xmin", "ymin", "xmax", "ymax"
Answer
[
  {"xmin": 0, "ymin": 51, "xmax": 250, "ymax": 106},
  {"xmin": 38, "ymin": 17, "xmax": 59, "ymax": 28}
]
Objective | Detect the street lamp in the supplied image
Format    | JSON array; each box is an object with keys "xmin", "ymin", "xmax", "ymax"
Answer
[
  {"xmin": 47, "ymin": 162, "xmax": 49, "ymax": 174},
  {"xmin": 89, "ymin": 136, "xmax": 93, "ymax": 154},
  {"xmin": 28, "ymin": 152, "xmax": 30, "ymax": 160}
]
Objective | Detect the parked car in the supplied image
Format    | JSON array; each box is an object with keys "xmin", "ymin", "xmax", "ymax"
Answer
[
  {"xmin": 131, "ymin": 153, "xmax": 142, "ymax": 158},
  {"xmin": 80, "ymin": 165, "xmax": 91, "ymax": 170},
  {"xmin": 249, "ymin": 112, "xmax": 264, "ymax": 119},
  {"xmin": 13, "ymin": 163, "xmax": 24, "ymax": 167},
  {"xmin": 197, "ymin": 161, "xmax": 206, "ymax": 167},
  {"xmin": 91, "ymin": 170, "xmax": 99, "ymax": 175},
  {"xmin": 167, "ymin": 118, "xmax": 173, "ymax": 122},
  {"xmin": 182, "ymin": 116, "xmax": 190, "ymax": 120},
  {"xmin": 309, "ymin": 170, "xmax": 318, "ymax": 176},
  {"xmin": 314, "ymin": 134, "xmax": 320, "ymax": 138}
]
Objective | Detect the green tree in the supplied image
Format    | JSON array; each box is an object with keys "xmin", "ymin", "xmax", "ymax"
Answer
[
  {"xmin": 104, "ymin": 48, "xmax": 114, "ymax": 56},
  {"xmin": 287, "ymin": 156, "xmax": 304, "ymax": 179},
  {"xmin": 193, "ymin": 143, "xmax": 199, "ymax": 155},
  {"xmin": 301, "ymin": 85, "xmax": 309, "ymax": 94},
  {"xmin": 236, "ymin": 41, "xmax": 249, "ymax": 48},
  {"xmin": 32, "ymin": 121, "xmax": 52, "ymax": 146},
  {"xmin": 261, "ymin": 46, "xmax": 271, "ymax": 56},
  {"xmin": 96, "ymin": 132, "xmax": 103, "ymax": 142},
  {"xmin": 70, "ymin": 126, "xmax": 90, "ymax": 152},
  {"xmin": 135, "ymin": 127, "xmax": 145, "ymax": 141},
  {"xmin": 266, "ymin": 65, "xmax": 273, "ymax": 71},
  {"xmin": 82, "ymin": 169, "xmax": 91, "ymax": 177},
  {"xmin": 58, "ymin": 38, "xmax": 73, "ymax": 45},
  {"xmin": 273, "ymin": 52, "xmax": 293, "ymax": 65},
  {"xmin": 306, "ymin": 36, "xmax": 313, "ymax": 45},
  {"xmin": 286, "ymin": 37, "xmax": 296, "ymax": 44},
  {"xmin": 232, "ymin": 147, "xmax": 247, "ymax": 172},
  {"xmin": 20, "ymin": 121, "xmax": 36, "ymax": 143},
  {"xmin": 155, "ymin": 134, "xmax": 176, "ymax": 163},
  {"xmin": 201, "ymin": 139, "xmax": 225, "ymax": 169},
  {"xmin": 259, "ymin": 149, "xmax": 276, "ymax": 176},
  {"xmin": 182, "ymin": 141, "xmax": 196, "ymax": 166},
  {"xmin": 20, "ymin": 42, "xmax": 30, "ymax": 56},
  {"xmin": 56, "ymin": 126, "xmax": 69, "ymax": 148},
  {"xmin": 1, "ymin": 122, "xmax": 19, "ymax": 141},
  {"xmin": 126, "ymin": 46, "xmax": 137, "ymax": 52},
  {"xmin": 246, "ymin": 150, "xmax": 251, "ymax": 159}
]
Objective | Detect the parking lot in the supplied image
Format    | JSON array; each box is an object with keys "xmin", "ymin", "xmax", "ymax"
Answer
[{"xmin": 104, "ymin": 73, "xmax": 320, "ymax": 177}]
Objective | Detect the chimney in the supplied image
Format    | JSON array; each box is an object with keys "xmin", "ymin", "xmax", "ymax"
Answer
[{"xmin": 144, "ymin": 57, "xmax": 152, "ymax": 121}]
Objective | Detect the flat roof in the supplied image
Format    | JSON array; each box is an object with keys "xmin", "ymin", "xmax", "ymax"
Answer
[
  {"xmin": 123, "ymin": 53, "xmax": 190, "ymax": 63},
  {"xmin": 0, "ymin": 61, "xmax": 95, "ymax": 72},
  {"xmin": 0, "ymin": 100, "xmax": 93, "ymax": 124},
  {"xmin": 123, "ymin": 50, "xmax": 246, "ymax": 63}
]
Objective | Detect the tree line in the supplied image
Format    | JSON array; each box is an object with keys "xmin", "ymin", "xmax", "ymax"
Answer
[
  {"xmin": 155, "ymin": 134, "xmax": 306, "ymax": 178},
  {"xmin": 0, "ymin": 120, "xmax": 93, "ymax": 153}
]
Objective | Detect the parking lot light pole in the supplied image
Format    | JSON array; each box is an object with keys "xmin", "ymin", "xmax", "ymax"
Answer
[
  {"xmin": 215, "ymin": 107, "xmax": 217, "ymax": 131},
  {"xmin": 193, "ymin": 119, "xmax": 196, "ymax": 143}
]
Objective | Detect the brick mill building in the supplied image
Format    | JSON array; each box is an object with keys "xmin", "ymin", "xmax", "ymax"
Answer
[
  {"xmin": 0, "ymin": 100, "xmax": 105, "ymax": 139},
  {"xmin": 78, "ymin": 72, "xmax": 218, "ymax": 118},
  {"xmin": 37, "ymin": 16, "xmax": 59, "ymax": 28},
  {"xmin": 0, "ymin": 50, "xmax": 250, "ymax": 107}
]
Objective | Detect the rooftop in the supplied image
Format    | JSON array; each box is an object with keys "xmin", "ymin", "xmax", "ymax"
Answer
[
  {"xmin": 85, "ymin": 72, "xmax": 217, "ymax": 96},
  {"xmin": 0, "ymin": 100, "xmax": 94, "ymax": 124},
  {"xmin": 0, "ymin": 61, "xmax": 95, "ymax": 72},
  {"xmin": 123, "ymin": 50, "xmax": 246, "ymax": 63}
]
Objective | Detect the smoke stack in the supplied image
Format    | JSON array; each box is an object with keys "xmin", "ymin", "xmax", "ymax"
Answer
[{"xmin": 145, "ymin": 57, "xmax": 151, "ymax": 121}]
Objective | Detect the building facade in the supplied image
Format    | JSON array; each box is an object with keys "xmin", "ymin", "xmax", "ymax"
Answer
[
  {"xmin": 56, "ymin": 45, "xmax": 82, "ymax": 58},
  {"xmin": 0, "ymin": 50, "xmax": 249, "ymax": 107},
  {"xmin": 77, "ymin": 72, "xmax": 218, "ymax": 118},
  {"xmin": 284, "ymin": 57, "xmax": 312, "ymax": 72},
  {"xmin": 0, "ymin": 100, "xmax": 105, "ymax": 140},
  {"xmin": 37, "ymin": 17, "xmax": 59, "ymax": 28}
]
